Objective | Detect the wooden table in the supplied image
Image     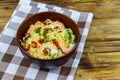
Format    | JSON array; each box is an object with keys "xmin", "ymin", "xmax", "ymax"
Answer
[{"xmin": 1, "ymin": 0, "xmax": 120, "ymax": 80}]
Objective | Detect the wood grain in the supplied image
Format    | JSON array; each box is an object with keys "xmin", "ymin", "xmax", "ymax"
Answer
[{"xmin": 1, "ymin": 0, "xmax": 120, "ymax": 80}]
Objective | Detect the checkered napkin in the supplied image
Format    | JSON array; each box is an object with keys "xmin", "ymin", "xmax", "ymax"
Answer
[{"xmin": 0, "ymin": 0, "xmax": 93, "ymax": 80}]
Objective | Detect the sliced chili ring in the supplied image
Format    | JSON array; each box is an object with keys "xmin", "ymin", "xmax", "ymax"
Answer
[
  {"xmin": 24, "ymin": 44, "xmax": 30, "ymax": 51},
  {"xmin": 53, "ymin": 41, "xmax": 59, "ymax": 47},
  {"xmin": 38, "ymin": 39, "xmax": 44, "ymax": 44},
  {"xmin": 41, "ymin": 21, "xmax": 46, "ymax": 25},
  {"xmin": 44, "ymin": 51, "xmax": 48, "ymax": 56},
  {"xmin": 54, "ymin": 26, "xmax": 59, "ymax": 29},
  {"xmin": 31, "ymin": 41, "xmax": 37, "ymax": 48}
]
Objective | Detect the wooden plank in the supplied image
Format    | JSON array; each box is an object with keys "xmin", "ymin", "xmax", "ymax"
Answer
[{"xmin": 0, "ymin": 0, "xmax": 18, "ymax": 32}]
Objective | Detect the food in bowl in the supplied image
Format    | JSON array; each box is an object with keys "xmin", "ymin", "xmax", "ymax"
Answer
[{"xmin": 20, "ymin": 19, "xmax": 76, "ymax": 59}]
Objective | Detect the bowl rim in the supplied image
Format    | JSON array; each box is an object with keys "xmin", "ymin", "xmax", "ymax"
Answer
[{"xmin": 16, "ymin": 11, "xmax": 80, "ymax": 61}]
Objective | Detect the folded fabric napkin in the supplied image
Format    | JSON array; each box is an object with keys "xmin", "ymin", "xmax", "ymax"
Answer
[{"xmin": 0, "ymin": 0, "xmax": 93, "ymax": 80}]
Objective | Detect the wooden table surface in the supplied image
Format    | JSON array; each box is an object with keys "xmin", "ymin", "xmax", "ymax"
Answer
[{"xmin": 1, "ymin": 0, "xmax": 120, "ymax": 80}]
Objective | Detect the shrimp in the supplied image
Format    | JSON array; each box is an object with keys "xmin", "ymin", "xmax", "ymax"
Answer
[
  {"xmin": 27, "ymin": 24, "xmax": 41, "ymax": 34},
  {"xmin": 59, "ymin": 42, "xmax": 75, "ymax": 54},
  {"xmin": 48, "ymin": 21, "xmax": 65, "ymax": 29},
  {"xmin": 37, "ymin": 42, "xmax": 58, "ymax": 55}
]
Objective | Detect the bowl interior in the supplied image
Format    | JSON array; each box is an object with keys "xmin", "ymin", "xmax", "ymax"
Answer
[{"xmin": 16, "ymin": 11, "xmax": 80, "ymax": 60}]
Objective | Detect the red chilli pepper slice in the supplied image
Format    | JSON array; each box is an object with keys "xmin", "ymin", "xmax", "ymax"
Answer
[
  {"xmin": 44, "ymin": 51, "xmax": 48, "ymax": 56},
  {"xmin": 43, "ymin": 30, "xmax": 47, "ymax": 35},
  {"xmin": 44, "ymin": 29, "xmax": 48, "ymax": 34},
  {"xmin": 53, "ymin": 41, "xmax": 59, "ymax": 47},
  {"xmin": 43, "ymin": 29, "xmax": 49, "ymax": 36},
  {"xmin": 54, "ymin": 26, "xmax": 59, "ymax": 29},
  {"xmin": 38, "ymin": 39, "xmax": 44, "ymax": 44},
  {"xmin": 41, "ymin": 21, "xmax": 46, "ymax": 25},
  {"xmin": 31, "ymin": 41, "xmax": 37, "ymax": 48},
  {"xmin": 24, "ymin": 44, "xmax": 30, "ymax": 51}
]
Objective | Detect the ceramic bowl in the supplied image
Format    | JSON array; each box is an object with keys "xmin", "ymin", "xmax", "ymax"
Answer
[{"xmin": 16, "ymin": 11, "xmax": 80, "ymax": 69}]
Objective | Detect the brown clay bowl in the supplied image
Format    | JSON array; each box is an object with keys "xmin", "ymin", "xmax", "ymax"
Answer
[{"xmin": 16, "ymin": 11, "xmax": 80, "ymax": 69}]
